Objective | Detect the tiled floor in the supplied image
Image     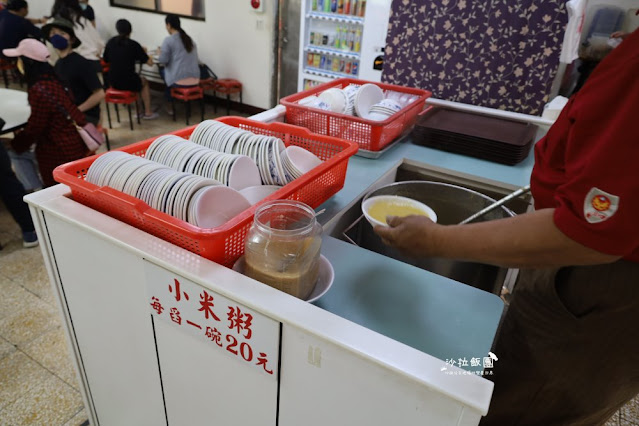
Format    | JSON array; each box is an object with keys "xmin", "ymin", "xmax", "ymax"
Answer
[{"xmin": 1, "ymin": 83, "xmax": 638, "ymax": 425}]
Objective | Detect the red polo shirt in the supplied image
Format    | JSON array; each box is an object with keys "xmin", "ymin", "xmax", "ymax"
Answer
[{"xmin": 531, "ymin": 29, "xmax": 639, "ymax": 262}]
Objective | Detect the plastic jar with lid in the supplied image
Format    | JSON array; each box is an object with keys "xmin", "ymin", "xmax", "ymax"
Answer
[{"xmin": 244, "ymin": 200, "xmax": 323, "ymax": 300}]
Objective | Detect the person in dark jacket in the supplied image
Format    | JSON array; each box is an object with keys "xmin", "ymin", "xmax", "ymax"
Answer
[
  {"xmin": 0, "ymin": 0, "xmax": 43, "ymax": 57},
  {"xmin": 43, "ymin": 17, "xmax": 104, "ymax": 125},
  {"xmin": 3, "ymin": 38, "xmax": 89, "ymax": 187}
]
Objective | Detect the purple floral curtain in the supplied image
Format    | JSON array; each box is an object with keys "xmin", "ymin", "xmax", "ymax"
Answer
[{"xmin": 382, "ymin": 0, "xmax": 568, "ymax": 115}]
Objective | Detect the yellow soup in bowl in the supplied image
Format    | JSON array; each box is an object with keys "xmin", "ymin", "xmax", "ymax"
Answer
[
  {"xmin": 362, "ymin": 195, "xmax": 437, "ymax": 227},
  {"xmin": 368, "ymin": 200, "xmax": 430, "ymax": 224}
]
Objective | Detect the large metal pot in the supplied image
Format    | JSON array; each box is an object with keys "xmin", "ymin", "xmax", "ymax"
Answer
[{"xmin": 357, "ymin": 181, "xmax": 516, "ymax": 294}]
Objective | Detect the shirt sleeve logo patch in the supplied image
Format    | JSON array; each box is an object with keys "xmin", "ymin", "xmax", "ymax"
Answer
[{"xmin": 584, "ymin": 187, "xmax": 619, "ymax": 224}]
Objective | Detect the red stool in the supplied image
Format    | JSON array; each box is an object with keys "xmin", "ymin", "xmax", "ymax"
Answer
[
  {"xmin": 105, "ymin": 88, "xmax": 140, "ymax": 130},
  {"xmin": 100, "ymin": 58, "xmax": 110, "ymax": 74},
  {"xmin": 213, "ymin": 79, "xmax": 242, "ymax": 115},
  {"xmin": 170, "ymin": 86, "xmax": 204, "ymax": 125}
]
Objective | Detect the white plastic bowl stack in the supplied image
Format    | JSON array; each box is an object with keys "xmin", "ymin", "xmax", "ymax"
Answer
[
  {"xmin": 309, "ymin": 83, "xmax": 415, "ymax": 121},
  {"xmin": 146, "ymin": 135, "xmax": 261, "ymax": 190},
  {"xmin": 189, "ymin": 120, "xmax": 324, "ymax": 187},
  {"xmin": 86, "ymin": 151, "xmax": 251, "ymax": 228},
  {"xmin": 366, "ymin": 98, "xmax": 403, "ymax": 121}
]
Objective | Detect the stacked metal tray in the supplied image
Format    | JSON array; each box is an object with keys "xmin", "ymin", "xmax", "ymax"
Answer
[{"xmin": 411, "ymin": 108, "xmax": 537, "ymax": 165}]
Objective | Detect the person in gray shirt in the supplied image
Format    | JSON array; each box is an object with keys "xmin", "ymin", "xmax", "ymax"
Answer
[{"xmin": 157, "ymin": 14, "xmax": 200, "ymax": 106}]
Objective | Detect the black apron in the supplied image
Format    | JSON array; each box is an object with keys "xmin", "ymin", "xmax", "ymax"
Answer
[{"xmin": 480, "ymin": 260, "xmax": 639, "ymax": 426}]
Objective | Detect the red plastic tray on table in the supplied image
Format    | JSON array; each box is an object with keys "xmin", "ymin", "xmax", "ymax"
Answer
[
  {"xmin": 280, "ymin": 78, "xmax": 431, "ymax": 152},
  {"xmin": 53, "ymin": 117, "xmax": 359, "ymax": 267}
]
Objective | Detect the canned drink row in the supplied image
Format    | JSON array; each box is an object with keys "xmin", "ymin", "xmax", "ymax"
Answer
[
  {"xmin": 306, "ymin": 52, "xmax": 359, "ymax": 76},
  {"xmin": 312, "ymin": 0, "xmax": 367, "ymax": 17},
  {"xmin": 309, "ymin": 25, "xmax": 361, "ymax": 53}
]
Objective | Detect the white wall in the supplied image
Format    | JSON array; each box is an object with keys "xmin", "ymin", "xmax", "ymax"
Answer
[{"xmin": 29, "ymin": 0, "xmax": 278, "ymax": 109}]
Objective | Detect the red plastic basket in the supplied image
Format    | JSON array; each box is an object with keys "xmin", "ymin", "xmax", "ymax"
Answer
[
  {"xmin": 280, "ymin": 78, "xmax": 431, "ymax": 152},
  {"xmin": 53, "ymin": 117, "xmax": 358, "ymax": 267}
]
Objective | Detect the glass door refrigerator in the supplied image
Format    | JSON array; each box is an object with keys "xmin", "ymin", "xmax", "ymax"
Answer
[{"xmin": 298, "ymin": 0, "xmax": 392, "ymax": 91}]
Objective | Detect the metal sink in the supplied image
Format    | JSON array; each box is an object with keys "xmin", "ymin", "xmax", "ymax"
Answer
[{"xmin": 325, "ymin": 160, "xmax": 533, "ymax": 295}]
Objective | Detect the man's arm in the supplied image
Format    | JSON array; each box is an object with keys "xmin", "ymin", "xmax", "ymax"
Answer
[{"xmin": 375, "ymin": 208, "xmax": 620, "ymax": 269}]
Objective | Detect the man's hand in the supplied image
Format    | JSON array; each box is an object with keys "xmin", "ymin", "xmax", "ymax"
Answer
[
  {"xmin": 373, "ymin": 215, "xmax": 437, "ymax": 258},
  {"xmin": 611, "ymin": 31, "xmax": 628, "ymax": 40}
]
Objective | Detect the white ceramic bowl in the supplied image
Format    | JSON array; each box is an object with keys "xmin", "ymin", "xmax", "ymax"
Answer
[
  {"xmin": 354, "ymin": 83, "xmax": 384, "ymax": 118},
  {"xmin": 361, "ymin": 195, "xmax": 437, "ymax": 227},
  {"xmin": 283, "ymin": 146, "xmax": 322, "ymax": 175},
  {"xmin": 239, "ymin": 185, "xmax": 282, "ymax": 205},
  {"xmin": 319, "ymin": 88, "xmax": 347, "ymax": 113}
]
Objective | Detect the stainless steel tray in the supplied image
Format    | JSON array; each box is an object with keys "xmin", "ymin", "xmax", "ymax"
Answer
[{"xmin": 354, "ymin": 133, "xmax": 409, "ymax": 159}]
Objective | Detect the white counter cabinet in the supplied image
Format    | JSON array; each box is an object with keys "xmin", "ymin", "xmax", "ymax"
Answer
[{"xmin": 28, "ymin": 184, "xmax": 495, "ymax": 426}]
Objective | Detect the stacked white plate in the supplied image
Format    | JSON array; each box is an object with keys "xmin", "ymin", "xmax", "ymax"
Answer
[
  {"xmin": 86, "ymin": 151, "xmax": 251, "ymax": 228},
  {"xmin": 190, "ymin": 120, "xmax": 323, "ymax": 187},
  {"xmin": 146, "ymin": 135, "xmax": 261, "ymax": 190}
]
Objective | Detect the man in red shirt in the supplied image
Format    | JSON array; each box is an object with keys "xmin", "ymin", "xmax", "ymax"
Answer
[{"xmin": 376, "ymin": 29, "xmax": 639, "ymax": 425}]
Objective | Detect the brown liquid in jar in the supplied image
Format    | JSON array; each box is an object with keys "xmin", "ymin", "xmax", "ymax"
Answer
[{"xmin": 244, "ymin": 257, "xmax": 320, "ymax": 300}]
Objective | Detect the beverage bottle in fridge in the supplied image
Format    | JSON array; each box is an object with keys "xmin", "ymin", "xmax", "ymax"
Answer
[
  {"xmin": 319, "ymin": 54, "xmax": 326, "ymax": 69},
  {"xmin": 307, "ymin": 52, "xmax": 314, "ymax": 66},
  {"xmin": 354, "ymin": 27, "xmax": 361, "ymax": 52},
  {"xmin": 313, "ymin": 53, "xmax": 321, "ymax": 68},
  {"xmin": 359, "ymin": 0, "xmax": 366, "ymax": 16},
  {"xmin": 340, "ymin": 27, "xmax": 348, "ymax": 50},
  {"xmin": 345, "ymin": 60, "xmax": 352, "ymax": 74},
  {"xmin": 352, "ymin": 60, "xmax": 359, "ymax": 75},
  {"xmin": 331, "ymin": 0, "xmax": 337, "ymax": 13},
  {"xmin": 322, "ymin": 33, "xmax": 329, "ymax": 46},
  {"xmin": 310, "ymin": 31, "xmax": 315, "ymax": 45},
  {"xmin": 326, "ymin": 56, "xmax": 332, "ymax": 70},
  {"xmin": 312, "ymin": 0, "xmax": 317, "ymax": 11},
  {"xmin": 339, "ymin": 58, "xmax": 346, "ymax": 73},
  {"xmin": 351, "ymin": 0, "xmax": 357, "ymax": 16},
  {"xmin": 324, "ymin": 0, "xmax": 330, "ymax": 13},
  {"xmin": 337, "ymin": 0, "xmax": 344, "ymax": 14},
  {"xmin": 344, "ymin": 0, "xmax": 350, "ymax": 14},
  {"xmin": 347, "ymin": 26, "xmax": 355, "ymax": 51},
  {"xmin": 332, "ymin": 55, "xmax": 340, "ymax": 72}
]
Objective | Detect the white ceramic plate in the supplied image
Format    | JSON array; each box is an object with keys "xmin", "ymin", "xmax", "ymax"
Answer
[{"xmin": 228, "ymin": 156, "xmax": 261, "ymax": 190}]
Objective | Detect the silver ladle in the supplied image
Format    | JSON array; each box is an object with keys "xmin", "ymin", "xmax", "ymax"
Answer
[{"xmin": 458, "ymin": 185, "xmax": 531, "ymax": 225}]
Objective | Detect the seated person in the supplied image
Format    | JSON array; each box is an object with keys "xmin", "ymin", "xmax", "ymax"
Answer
[
  {"xmin": 42, "ymin": 17, "xmax": 104, "ymax": 125},
  {"xmin": 0, "ymin": 0, "xmax": 43, "ymax": 58},
  {"xmin": 158, "ymin": 14, "xmax": 200, "ymax": 111},
  {"xmin": 103, "ymin": 19, "xmax": 157, "ymax": 119}
]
